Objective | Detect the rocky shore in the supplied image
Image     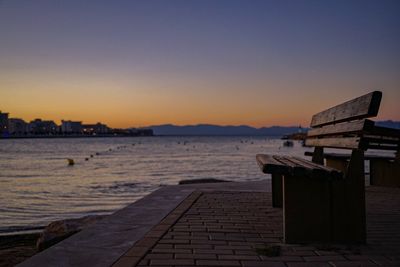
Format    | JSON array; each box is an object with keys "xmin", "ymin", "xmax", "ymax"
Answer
[
  {"xmin": 0, "ymin": 233, "xmax": 39, "ymax": 267},
  {"xmin": 0, "ymin": 215, "xmax": 106, "ymax": 267}
]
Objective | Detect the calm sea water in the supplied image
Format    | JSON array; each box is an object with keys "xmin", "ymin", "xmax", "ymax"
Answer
[{"xmin": 0, "ymin": 136, "xmax": 310, "ymax": 235}]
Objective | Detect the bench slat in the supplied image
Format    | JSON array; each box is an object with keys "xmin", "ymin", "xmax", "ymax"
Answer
[
  {"xmin": 310, "ymin": 91, "xmax": 382, "ymax": 128},
  {"xmin": 291, "ymin": 156, "xmax": 342, "ymax": 178},
  {"xmin": 305, "ymin": 137, "xmax": 362, "ymax": 149},
  {"xmin": 367, "ymin": 144, "xmax": 399, "ymax": 151},
  {"xmin": 256, "ymin": 154, "xmax": 290, "ymax": 174},
  {"xmin": 275, "ymin": 155, "xmax": 342, "ymax": 179},
  {"xmin": 307, "ymin": 119, "xmax": 374, "ymax": 138},
  {"xmin": 273, "ymin": 155, "xmax": 309, "ymax": 176},
  {"xmin": 256, "ymin": 154, "xmax": 342, "ymax": 179},
  {"xmin": 304, "ymin": 151, "xmax": 396, "ymax": 160},
  {"xmin": 365, "ymin": 136, "xmax": 400, "ymax": 145},
  {"xmin": 364, "ymin": 135, "xmax": 399, "ymax": 151},
  {"xmin": 286, "ymin": 156, "xmax": 332, "ymax": 178},
  {"xmin": 291, "ymin": 157, "xmax": 342, "ymax": 180},
  {"xmin": 366, "ymin": 126, "xmax": 400, "ymax": 138}
]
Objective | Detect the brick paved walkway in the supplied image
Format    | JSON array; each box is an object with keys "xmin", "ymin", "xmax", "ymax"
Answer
[{"xmin": 114, "ymin": 186, "xmax": 400, "ymax": 267}]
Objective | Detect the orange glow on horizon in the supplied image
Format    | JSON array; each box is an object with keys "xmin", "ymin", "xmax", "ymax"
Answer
[{"xmin": 1, "ymin": 66, "xmax": 399, "ymax": 129}]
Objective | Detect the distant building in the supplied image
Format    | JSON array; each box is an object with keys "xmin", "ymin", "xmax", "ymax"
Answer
[
  {"xmin": 138, "ymin": 128, "xmax": 153, "ymax": 136},
  {"xmin": 0, "ymin": 111, "xmax": 9, "ymax": 135},
  {"xmin": 28, "ymin": 119, "xmax": 58, "ymax": 135},
  {"xmin": 9, "ymin": 118, "xmax": 28, "ymax": 135},
  {"xmin": 61, "ymin": 120, "xmax": 82, "ymax": 134},
  {"xmin": 115, "ymin": 128, "xmax": 154, "ymax": 136},
  {"xmin": 82, "ymin": 123, "xmax": 109, "ymax": 135}
]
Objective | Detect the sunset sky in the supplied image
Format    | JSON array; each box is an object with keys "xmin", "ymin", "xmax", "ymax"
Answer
[{"xmin": 0, "ymin": 0, "xmax": 399, "ymax": 128}]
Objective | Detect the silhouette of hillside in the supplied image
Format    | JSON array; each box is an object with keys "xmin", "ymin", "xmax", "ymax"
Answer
[
  {"xmin": 149, "ymin": 124, "xmax": 301, "ymax": 136},
  {"xmin": 149, "ymin": 121, "xmax": 400, "ymax": 136}
]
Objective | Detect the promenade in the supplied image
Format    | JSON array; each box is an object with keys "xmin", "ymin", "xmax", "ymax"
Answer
[{"xmin": 19, "ymin": 181, "xmax": 400, "ymax": 267}]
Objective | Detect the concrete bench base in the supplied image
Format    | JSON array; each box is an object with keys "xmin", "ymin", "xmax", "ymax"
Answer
[
  {"xmin": 370, "ymin": 159, "xmax": 400, "ymax": 187},
  {"xmin": 283, "ymin": 174, "xmax": 332, "ymax": 243}
]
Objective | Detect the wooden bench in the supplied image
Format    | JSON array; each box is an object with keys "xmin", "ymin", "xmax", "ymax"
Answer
[
  {"xmin": 256, "ymin": 91, "xmax": 400, "ymax": 244},
  {"xmin": 304, "ymin": 152, "xmax": 400, "ymax": 187}
]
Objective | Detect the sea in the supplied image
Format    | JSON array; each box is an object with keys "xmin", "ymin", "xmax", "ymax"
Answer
[{"xmin": 0, "ymin": 136, "xmax": 311, "ymax": 235}]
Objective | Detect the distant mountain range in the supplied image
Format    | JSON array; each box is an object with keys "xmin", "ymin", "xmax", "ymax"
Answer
[
  {"xmin": 375, "ymin": 120, "xmax": 400, "ymax": 129},
  {"xmin": 148, "ymin": 120, "xmax": 400, "ymax": 136},
  {"xmin": 149, "ymin": 124, "xmax": 301, "ymax": 136}
]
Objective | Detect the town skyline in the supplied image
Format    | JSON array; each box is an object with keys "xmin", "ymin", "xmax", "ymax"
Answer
[{"xmin": 0, "ymin": 110, "xmax": 153, "ymax": 137}]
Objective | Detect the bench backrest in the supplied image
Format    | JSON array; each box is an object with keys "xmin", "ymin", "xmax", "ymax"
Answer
[
  {"xmin": 310, "ymin": 91, "xmax": 382, "ymax": 128},
  {"xmin": 305, "ymin": 91, "xmax": 395, "ymax": 150}
]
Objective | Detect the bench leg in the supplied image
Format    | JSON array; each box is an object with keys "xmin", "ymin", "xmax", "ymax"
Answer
[
  {"xmin": 271, "ymin": 173, "xmax": 283, "ymax": 208},
  {"xmin": 370, "ymin": 159, "xmax": 400, "ymax": 187},
  {"xmin": 331, "ymin": 149, "xmax": 366, "ymax": 244},
  {"xmin": 283, "ymin": 174, "xmax": 332, "ymax": 243}
]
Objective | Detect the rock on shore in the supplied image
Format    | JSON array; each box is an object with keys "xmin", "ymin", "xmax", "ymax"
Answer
[
  {"xmin": 37, "ymin": 215, "xmax": 107, "ymax": 251},
  {"xmin": 0, "ymin": 214, "xmax": 107, "ymax": 267}
]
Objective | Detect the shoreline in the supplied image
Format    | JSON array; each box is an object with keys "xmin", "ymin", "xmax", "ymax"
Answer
[
  {"xmin": 0, "ymin": 134, "xmax": 154, "ymax": 140},
  {"xmin": 0, "ymin": 134, "xmax": 284, "ymax": 140}
]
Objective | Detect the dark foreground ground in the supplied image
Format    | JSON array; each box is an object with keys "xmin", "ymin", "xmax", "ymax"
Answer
[
  {"xmin": 113, "ymin": 186, "xmax": 400, "ymax": 267},
  {"xmin": 0, "ymin": 233, "xmax": 39, "ymax": 267},
  {"xmin": 6, "ymin": 182, "xmax": 400, "ymax": 267}
]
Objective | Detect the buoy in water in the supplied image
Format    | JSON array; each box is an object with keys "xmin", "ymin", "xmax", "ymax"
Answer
[{"xmin": 67, "ymin": 158, "xmax": 75, "ymax": 165}]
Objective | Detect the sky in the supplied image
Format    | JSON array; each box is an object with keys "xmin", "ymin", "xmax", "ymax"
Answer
[{"xmin": 0, "ymin": 0, "xmax": 399, "ymax": 128}]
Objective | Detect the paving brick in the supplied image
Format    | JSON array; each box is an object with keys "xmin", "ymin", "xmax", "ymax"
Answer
[
  {"xmin": 344, "ymin": 255, "xmax": 373, "ymax": 261},
  {"xmin": 286, "ymin": 263, "xmax": 332, "ymax": 267},
  {"xmin": 281, "ymin": 250, "xmax": 317, "ymax": 256},
  {"xmin": 330, "ymin": 261, "xmax": 378, "ymax": 266},
  {"xmin": 152, "ymin": 244, "xmax": 173, "ymax": 249},
  {"xmin": 314, "ymin": 250, "xmax": 340, "ymax": 256},
  {"xmin": 151, "ymin": 248, "xmax": 191, "ymax": 254},
  {"xmin": 112, "ymin": 256, "xmax": 142, "ymax": 267},
  {"xmin": 191, "ymin": 239, "xmax": 227, "ymax": 245},
  {"xmin": 175, "ymin": 253, "xmax": 217, "ymax": 260},
  {"xmin": 241, "ymin": 262, "xmax": 286, "ymax": 267},
  {"xmin": 150, "ymin": 259, "xmax": 195, "ymax": 265},
  {"xmin": 233, "ymin": 250, "xmax": 259, "ymax": 255},
  {"xmin": 304, "ymin": 255, "xmax": 347, "ymax": 262},
  {"xmin": 215, "ymin": 245, "xmax": 251, "ymax": 250},
  {"xmin": 194, "ymin": 249, "xmax": 233, "ymax": 255},
  {"xmin": 175, "ymin": 244, "xmax": 212, "ymax": 249},
  {"xmin": 293, "ymin": 246, "xmax": 318, "ymax": 251},
  {"xmin": 218, "ymin": 254, "xmax": 260, "ymax": 260},
  {"xmin": 144, "ymin": 253, "xmax": 173, "ymax": 260},
  {"xmin": 158, "ymin": 238, "xmax": 190, "ymax": 244},
  {"xmin": 196, "ymin": 260, "xmax": 241, "ymax": 266},
  {"xmin": 260, "ymin": 256, "xmax": 303, "ymax": 262}
]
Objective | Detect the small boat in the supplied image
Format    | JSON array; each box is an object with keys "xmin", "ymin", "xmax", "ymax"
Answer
[{"xmin": 283, "ymin": 140, "xmax": 294, "ymax": 147}]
